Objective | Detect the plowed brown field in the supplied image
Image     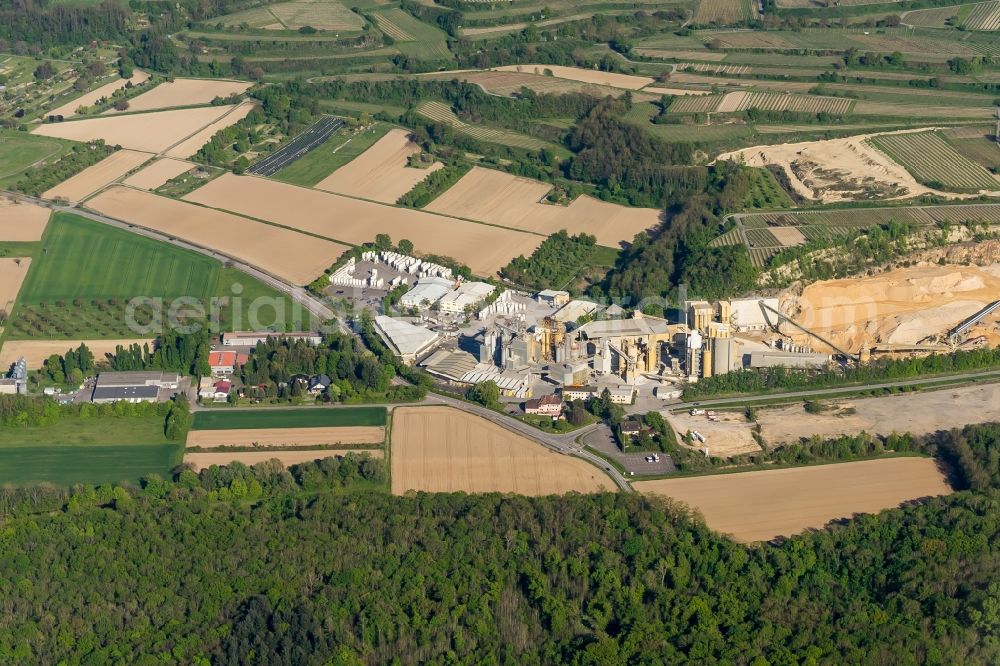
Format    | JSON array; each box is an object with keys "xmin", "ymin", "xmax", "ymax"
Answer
[
  {"xmin": 315, "ymin": 128, "xmax": 442, "ymax": 203},
  {"xmin": 86, "ymin": 186, "xmax": 348, "ymax": 285},
  {"xmin": 391, "ymin": 406, "xmax": 615, "ymax": 495},
  {"xmin": 185, "ymin": 448, "xmax": 383, "ymax": 471},
  {"xmin": 186, "ymin": 426, "xmax": 385, "ymax": 447},
  {"xmin": 182, "ymin": 174, "xmax": 543, "ymax": 275},
  {"xmin": 634, "ymin": 457, "xmax": 951, "ymax": 542},
  {"xmin": 42, "ymin": 150, "xmax": 151, "ymax": 202}
]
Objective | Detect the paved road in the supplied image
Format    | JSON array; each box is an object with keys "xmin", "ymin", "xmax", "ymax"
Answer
[
  {"xmin": 681, "ymin": 368, "xmax": 1000, "ymax": 408},
  {"xmin": 247, "ymin": 115, "xmax": 344, "ymax": 176}
]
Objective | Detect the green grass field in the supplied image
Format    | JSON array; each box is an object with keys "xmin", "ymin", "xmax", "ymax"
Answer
[
  {"xmin": 192, "ymin": 406, "xmax": 388, "ymax": 430},
  {"xmin": 0, "ymin": 130, "xmax": 74, "ymax": 187},
  {"xmin": 17, "ymin": 212, "xmax": 220, "ymax": 303},
  {"xmin": 0, "ymin": 241, "xmax": 41, "ymax": 258},
  {"xmin": 273, "ymin": 122, "xmax": 394, "ymax": 187},
  {"xmin": 0, "ymin": 415, "xmax": 181, "ymax": 486}
]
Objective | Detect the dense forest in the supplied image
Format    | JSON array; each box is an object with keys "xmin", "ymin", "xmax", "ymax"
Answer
[{"xmin": 0, "ymin": 423, "xmax": 998, "ymax": 663}]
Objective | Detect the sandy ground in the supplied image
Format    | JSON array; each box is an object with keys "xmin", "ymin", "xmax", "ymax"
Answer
[
  {"xmin": 634, "ymin": 457, "xmax": 951, "ymax": 542},
  {"xmin": 782, "ymin": 263, "xmax": 1000, "ymax": 352},
  {"xmin": 33, "ymin": 104, "xmax": 242, "ymax": 154},
  {"xmin": 492, "ymin": 64, "xmax": 654, "ymax": 90},
  {"xmin": 184, "ymin": 448, "xmax": 383, "ymax": 471},
  {"xmin": 717, "ymin": 128, "xmax": 968, "ymax": 203},
  {"xmin": 665, "ymin": 409, "xmax": 762, "ymax": 457},
  {"xmin": 182, "ymin": 173, "xmax": 543, "ymax": 276},
  {"xmin": 86, "ymin": 186, "xmax": 349, "ymax": 285},
  {"xmin": 0, "ymin": 338, "xmax": 155, "ymax": 369},
  {"xmin": 42, "ymin": 150, "xmax": 151, "ymax": 203},
  {"xmin": 0, "ymin": 258, "xmax": 30, "ymax": 313},
  {"xmin": 315, "ymin": 128, "xmax": 442, "ymax": 203},
  {"xmin": 46, "ymin": 70, "xmax": 150, "ymax": 118},
  {"xmin": 104, "ymin": 78, "xmax": 251, "ymax": 114},
  {"xmin": 187, "ymin": 426, "xmax": 385, "ymax": 447},
  {"xmin": 0, "ymin": 197, "xmax": 49, "ymax": 240},
  {"xmin": 121, "ymin": 158, "xmax": 194, "ymax": 190},
  {"xmin": 164, "ymin": 100, "xmax": 257, "ymax": 158},
  {"xmin": 391, "ymin": 406, "xmax": 615, "ymax": 495},
  {"xmin": 426, "ymin": 166, "xmax": 661, "ymax": 247},
  {"xmin": 758, "ymin": 383, "xmax": 1000, "ymax": 445},
  {"xmin": 769, "ymin": 226, "xmax": 806, "ymax": 246}
]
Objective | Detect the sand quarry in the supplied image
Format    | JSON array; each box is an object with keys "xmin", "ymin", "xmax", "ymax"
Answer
[
  {"xmin": 186, "ymin": 426, "xmax": 385, "ymax": 447},
  {"xmin": 184, "ymin": 448, "xmax": 383, "ymax": 472},
  {"xmin": 492, "ymin": 64, "xmax": 654, "ymax": 90},
  {"xmin": 183, "ymin": 173, "xmax": 543, "ymax": 276},
  {"xmin": 32, "ymin": 102, "xmax": 253, "ymax": 157},
  {"xmin": 46, "ymin": 70, "xmax": 150, "ymax": 118},
  {"xmin": 757, "ymin": 383, "xmax": 1000, "ymax": 445},
  {"xmin": 0, "ymin": 258, "xmax": 30, "ymax": 313},
  {"xmin": 0, "ymin": 338, "xmax": 155, "ymax": 369},
  {"xmin": 391, "ymin": 406, "xmax": 615, "ymax": 495},
  {"xmin": 634, "ymin": 457, "xmax": 951, "ymax": 542},
  {"xmin": 122, "ymin": 158, "xmax": 194, "ymax": 190},
  {"xmin": 718, "ymin": 129, "xmax": 965, "ymax": 202},
  {"xmin": 666, "ymin": 409, "xmax": 762, "ymax": 457},
  {"xmin": 781, "ymin": 263, "xmax": 1000, "ymax": 352},
  {"xmin": 315, "ymin": 128, "xmax": 442, "ymax": 204},
  {"xmin": 104, "ymin": 78, "xmax": 251, "ymax": 114},
  {"xmin": 0, "ymin": 197, "xmax": 49, "ymax": 241},
  {"xmin": 426, "ymin": 167, "xmax": 661, "ymax": 247},
  {"xmin": 42, "ymin": 149, "xmax": 151, "ymax": 203},
  {"xmin": 86, "ymin": 186, "xmax": 348, "ymax": 285}
]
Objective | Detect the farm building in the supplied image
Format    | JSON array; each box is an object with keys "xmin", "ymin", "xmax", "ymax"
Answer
[
  {"xmin": 222, "ymin": 331, "xmax": 323, "ymax": 347},
  {"xmin": 525, "ymin": 394, "xmax": 562, "ymax": 417},
  {"xmin": 92, "ymin": 370, "xmax": 180, "ymax": 403},
  {"xmin": 374, "ymin": 315, "xmax": 440, "ymax": 363}
]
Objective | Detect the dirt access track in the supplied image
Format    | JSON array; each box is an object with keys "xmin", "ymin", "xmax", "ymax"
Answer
[
  {"xmin": 32, "ymin": 103, "xmax": 251, "ymax": 157},
  {"xmin": 757, "ymin": 383, "xmax": 1000, "ymax": 445},
  {"xmin": 183, "ymin": 173, "xmax": 543, "ymax": 276},
  {"xmin": 634, "ymin": 457, "xmax": 951, "ymax": 542},
  {"xmin": 186, "ymin": 426, "xmax": 385, "ymax": 447},
  {"xmin": 184, "ymin": 448, "xmax": 383, "ymax": 471},
  {"xmin": 781, "ymin": 262, "xmax": 1000, "ymax": 352},
  {"xmin": 42, "ymin": 150, "xmax": 151, "ymax": 203},
  {"xmin": 314, "ymin": 128, "xmax": 442, "ymax": 204},
  {"xmin": 391, "ymin": 406, "xmax": 616, "ymax": 495},
  {"xmin": 104, "ymin": 78, "xmax": 251, "ymax": 114},
  {"xmin": 46, "ymin": 70, "xmax": 150, "ymax": 118},
  {"xmin": 0, "ymin": 338, "xmax": 155, "ymax": 369},
  {"xmin": 0, "ymin": 197, "xmax": 49, "ymax": 241},
  {"xmin": 717, "ymin": 128, "xmax": 973, "ymax": 203},
  {"xmin": 426, "ymin": 166, "xmax": 662, "ymax": 247},
  {"xmin": 492, "ymin": 64, "xmax": 654, "ymax": 90}
]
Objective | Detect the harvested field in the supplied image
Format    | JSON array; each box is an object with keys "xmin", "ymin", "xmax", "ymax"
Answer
[
  {"xmin": 425, "ymin": 166, "xmax": 660, "ymax": 247},
  {"xmin": 492, "ymin": 64, "xmax": 654, "ymax": 90},
  {"xmin": 122, "ymin": 158, "xmax": 195, "ymax": 190},
  {"xmin": 182, "ymin": 173, "xmax": 543, "ymax": 275},
  {"xmin": 0, "ymin": 338, "xmax": 155, "ymax": 369},
  {"xmin": 314, "ymin": 128, "xmax": 442, "ymax": 203},
  {"xmin": 32, "ymin": 104, "xmax": 244, "ymax": 154},
  {"xmin": 634, "ymin": 457, "xmax": 951, "ymax": 542},
  {"xmin": 758, "ymin": 384, "xmax": 1000, "ymax": 445},
  {"xmin": 0, "ymin": 197, "xmax": 49, "ymax": 241},
  {"xmin": 781, "ymin": 263, "xmax": 1000, "ymax": 352},
  {"xmin": 42, "ymin": 150, "xmax": 151, "ymax": 203},
  {"xmin": 0, "ymin": 257, "xmax": 30, "ymax": 312},
  {"xmin": 717, "ymin": 129, "xmax": 967, "ymax": 203},
  {"xmin": 46, "ymin": 70, "xmax": 150, "ymax": 118},
  {"xmin": 85, "ymin": 186, "xmax": 348, "ymax": 285},
  {"xmin": 106, "ymin": 78, "xmax": 251, "ymax": 114},
  {"xmin": 186, "ymin": 426, "xmax": 385, "ymax": 447},
  {"xmin": 185, "ymin": 448, "xmax": 381, "ymax": 471},
  {"xmin": 164, "ymin": 100, "xmax": 256, "ymax": 158},
  {"xmin": 769, "ymin": 226, "xmax": 806, "ymax": 246},
  {"xmin": 391, "ymin": 406, "xmax": 615, "ymax": 495}
]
